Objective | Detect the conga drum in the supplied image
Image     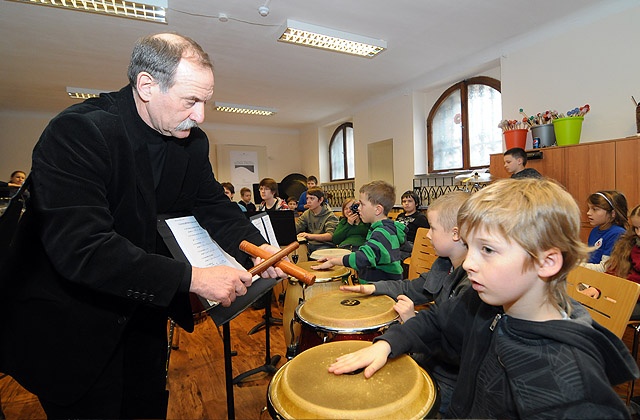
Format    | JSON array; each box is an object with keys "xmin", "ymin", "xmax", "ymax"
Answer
[
  {"xmin": 295, "ymin": 291, "xmax": 399, "ymax": 353},
  {"xmin": 295, "ymin": 235, "xmax": 309, "ymax": 263},
  {"xmin": 267, "ymin": 340, "xmax": 439, "ymax": 419},
  {"xmin": 309, "ymin": 247, "xmax": 351, "ymax": 261},
  {"xmin": 283, "ymin": 262, "xmax": 351, "ymax": 357}
]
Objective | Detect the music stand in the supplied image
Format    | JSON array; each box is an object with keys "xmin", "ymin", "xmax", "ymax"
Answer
[
  {"xmin": 157, "ymin": 216, "xmax": 282, "ymax": 419},
  {"xmin": 207, "ymin": 278, "xmax": 281, "ymax": 420},
  {"xmin": 246, "ymin": 211, "xmax": 298, "ymax": 334}
]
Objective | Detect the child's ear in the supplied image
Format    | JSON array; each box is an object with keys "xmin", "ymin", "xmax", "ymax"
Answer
[
  {"xmin": 452, "ymin": 226, "xmax": 460, "ymax": 241},
  {"xmin": 537, "ymin": 247, "xmax": 563, "ymax": 278}
]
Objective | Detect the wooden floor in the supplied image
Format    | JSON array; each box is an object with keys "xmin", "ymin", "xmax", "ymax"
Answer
[
  {"xmin": 2, "ymin": 295, "xmax": 640, "ymax": 419},
  {"xmin": 0, "ymin": 294, "xmax": 289, "ymax": 420}
]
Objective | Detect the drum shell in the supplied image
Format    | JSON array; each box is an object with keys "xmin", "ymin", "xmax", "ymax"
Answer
[
  {"xmin": 295, "ymin": 291, "xmax": 399, "ymax": 353},
  {"xmin": 282, "ymin": 263, "xmax": 351, "ymax": 351},
  {"xmin": 267, "ymin": 340, "xmax": 439, "ymax": 419}
]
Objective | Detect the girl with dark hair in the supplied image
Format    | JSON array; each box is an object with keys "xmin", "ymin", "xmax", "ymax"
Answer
[
  {"xmin": 581, "ymin": 190, "xmax": 628, "ymax": 272},
  {"xmin": 396, "ymin": 190, "xmax": 429, "ymax": 260}
]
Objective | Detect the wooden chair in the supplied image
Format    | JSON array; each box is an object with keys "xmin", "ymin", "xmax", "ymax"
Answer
[
  {"xmin": 566, "ymin": 266, "xmax": 640, "ymax": 338},
  {"xmin": 405, "ymin": 227, "xmax": 438, "ymax": 279},
  {"xmin": 566, "ymin": 266, "xmax": 640, "ymax": 405}
]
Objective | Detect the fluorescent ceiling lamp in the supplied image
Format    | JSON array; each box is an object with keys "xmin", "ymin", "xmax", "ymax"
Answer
[
  {"xmin": 278, "ymin": 19, "xmax": 386, "ymax": 58},
  {"xmin": 8, "ymin": 0, "xmax": 167, "ymax": 24},
  {"xmin": 66, "ymin": 86, "xmax": 107, "ymax": 100},
  {"xmin": 214, "ymin": 102, "xmax": 277, "ymax": 116}
]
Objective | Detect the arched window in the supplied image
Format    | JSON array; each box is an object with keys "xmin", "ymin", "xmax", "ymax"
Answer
[
  {"xmin": 427, "ymin": 77, "xmax": 502, "ymax": 172},
  {"xmin": 329, "ymin": 122, "xmax": 354, "ymax": 181}
]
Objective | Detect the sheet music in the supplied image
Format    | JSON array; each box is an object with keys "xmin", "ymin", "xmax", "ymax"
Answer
[
  {"xmin": 250, "ymin": 212, "xmax": 280, "ymax": 248},
  {"xmin": 165, "ymin": 216, "xmax": 259, "ymax": 308}
]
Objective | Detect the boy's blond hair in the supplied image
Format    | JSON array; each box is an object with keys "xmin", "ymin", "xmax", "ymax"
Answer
[
  {"xmin": 359, "ymin": 181, "xmax": 396, "ymax": 215},
  {"xmin": 427, "ymin": 191, "xmax": 470, "ymax": 230},
  {"xmin": 457, "ymin": 178, "xmax": 589, "ymax": 315}
]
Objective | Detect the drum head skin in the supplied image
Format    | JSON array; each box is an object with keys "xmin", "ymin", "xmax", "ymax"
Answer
[
  {"xmin": 268, "ymin": 340, "xmax": 438, "ymax": 419},
  {"xmin": 309, "ymin": 248, "xmax": 352, "ymax": 260},
  {"xmin": 297, "ymin": 291, "xmax": 398, "ymax": 331},
  {"xmin": 295, "ymin": 261, "xmax": 350, "ymax": 283}
]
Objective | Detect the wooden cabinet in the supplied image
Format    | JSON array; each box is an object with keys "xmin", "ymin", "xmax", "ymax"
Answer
[
  {"xmin": 615, "ymin": 138, "xmax": 640, "ymax": 209},
  {"xmin": 489, "ymin": 137, "xmax": 638, "ymax": 243}
]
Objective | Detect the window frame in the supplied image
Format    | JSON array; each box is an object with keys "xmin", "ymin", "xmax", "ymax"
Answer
[
  {"xmin": 329, "ymin": 122, "xmax": 355, "ymax": 182},
  {"xmin": 426, "ymin": 76, "xmax": 501, "ymax": 173}
]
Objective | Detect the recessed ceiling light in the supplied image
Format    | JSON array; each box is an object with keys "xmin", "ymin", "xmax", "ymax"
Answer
[
  {"xmin": 8, "ymin": 0, "xmax": 168, "ymax": 24},
  {"xmin": 278, "ymin": 19, "xmax": 386, "ymax": 58},
  {"xmin": 66, "ymin": 86, "xmax": 107, "ymax": 100},
  {"xmin": 214, "ymin": 102, "xmax": 277, "ymax": 116}
]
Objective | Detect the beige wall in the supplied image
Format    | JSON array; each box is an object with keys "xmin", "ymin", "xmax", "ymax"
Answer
[
  {"xmin": 202, "ymin": 123, "xmax": 302, "ymax": 183},
  {"xmin": 501, "ymin": 5, "xmax": 640, "ymax": 143}
]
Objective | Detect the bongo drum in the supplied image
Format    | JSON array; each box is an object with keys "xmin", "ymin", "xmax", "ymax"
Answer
[
  {"xmin": 309, "ymin": 248, "xmax": 351, "ymax": 261},
  {"xmin": 267, "ymin": 340, "xmax": 439, "ymax": 419},
  {"xmin": 295, "ymin": 291, "xmax": 398, "ymax": 353},
  {"xmin": 282, "ymin": 262, "xmax": 351, "ymax": 357}
]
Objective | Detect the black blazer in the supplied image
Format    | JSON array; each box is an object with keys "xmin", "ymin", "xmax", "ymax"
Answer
[{"xmin": 0, "ymin": 86, "xmax": 266, "ymax": 405}]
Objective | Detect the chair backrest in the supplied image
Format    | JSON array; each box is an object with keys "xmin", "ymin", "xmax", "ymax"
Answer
[
  {"xmin": 566, "ymin": 266, "xmax": 640, "ymax": 338},
  {"xmin": 407, "ymin": 227, "xmax": 438, "ymax": 279}
]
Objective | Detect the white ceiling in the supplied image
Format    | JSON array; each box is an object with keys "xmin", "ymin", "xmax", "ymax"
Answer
[{"xmin": 0, "ymin": 0, "xmax": 624, "ymax": 130}]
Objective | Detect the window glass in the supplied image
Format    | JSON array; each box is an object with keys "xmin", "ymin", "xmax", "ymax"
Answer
[
  {"xmin": 432, "ymin": 90, "xmax": 462, "ymax": 171},
  {"xmin": 427, "ymin": 77, "xmax": 501, "ymax": 172},
  {"xmin": 329, "ymin": 123, "xmax": 354, "ymax": 181},
  {"xmin": 468, "ymin": 84, "xmax": 502, "ymax": 167}
]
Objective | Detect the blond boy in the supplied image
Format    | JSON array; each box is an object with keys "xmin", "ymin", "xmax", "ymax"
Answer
[{"xmin": 329, "ymin": 178, "xmax": 638, "ymax": 418}]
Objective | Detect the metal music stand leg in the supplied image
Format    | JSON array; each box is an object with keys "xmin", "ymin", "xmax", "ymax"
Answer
[{"xmin": 232, "ymin": 289, "xmax": 281, "ymax": 384}]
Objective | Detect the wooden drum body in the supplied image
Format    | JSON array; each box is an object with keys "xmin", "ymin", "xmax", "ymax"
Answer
[
  {"xmin": 295, "ymin": 291, "xmax": 398, "ymax": 353},
  {"xmin": 283, "ymin": 262, "xmax": 351, "ymax": 355},
  {"xmin": 267, "ymin": 340, "xmax": 439, "ymax": 419}
]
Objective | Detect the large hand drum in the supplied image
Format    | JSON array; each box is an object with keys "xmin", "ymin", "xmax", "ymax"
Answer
[
  {"xmin": 267, "ymin": 340, "xmax": 439, "ymax": 419},
  {"xmin": 309, "ymin": 248, "xmax": 351, "ymax": 261},
  {"xmin": 282, "ymin": 262, "xmax": 351, "ymax": 357},
  {"xmin": 295, "ymin": 291, "xmax": 398, "ymax": 353}
]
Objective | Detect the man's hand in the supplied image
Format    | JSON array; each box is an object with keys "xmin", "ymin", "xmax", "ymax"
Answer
[
  {"xmin": 252, "ymin": 243, "xmax": 287, "ymax": 279},
  {"xmin": 190, "ymin": 266, "xmax": 253, "ymax": 307}
]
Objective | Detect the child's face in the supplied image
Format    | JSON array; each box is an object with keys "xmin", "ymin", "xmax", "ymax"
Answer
[
  {"xmin": 586, "ymin": 204, "xmax": 613, "ymax": 228},
  {"xmin": 462, "ymin": 227, "xmax": 541, "ymax": 314},
  {"xmin": 503, "ymin": 155, "xmax": 522, "ymax": 174},
  {"xmin": 242, "ymin": 191, "xmax": 252, "ymax": 202},
  {"xmin": 357, "ymin": 193, "xmax": 378, "ymax": 224},
  {"xmin": 10, "ymin": 172, "xmax": 25, "ymax": 185},
  {"xmin": 223, "ymin": 187, "xmax": 233, "ymax": 200},
  {"xmin": 260, "ymin": 186, "xmax": 274, "ymax": 200},
  {"xmin": 306, "ymin": 194, "xmax": 322, "ymax": 211},
  {"xmin": 631, "ymin": 215, "xmax": 640, "ymax": 238},
  {"xmin": 426, "ymin": 211, "xmax": 454, "ymax": 257},
  {"xmin": 401, "ymin": 196, "xmax": 416, "ymax": 214}
]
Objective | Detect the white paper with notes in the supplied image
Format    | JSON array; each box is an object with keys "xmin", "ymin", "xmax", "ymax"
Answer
[{"xmin": 165, "ymin": 216, "xmax": 259, "ymax": 308}]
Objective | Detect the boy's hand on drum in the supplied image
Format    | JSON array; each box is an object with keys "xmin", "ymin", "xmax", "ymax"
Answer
[
  {"xmin": 394, "ymin": 295, "xmax": 416, "ymax": 322},
  {"xmin": 311, "ymin": 259, "xmax": 334, "ymax": 270},
  {"xmin": 328, "ymin": 341, "xmax": 392, "ymax": 379},
  {"xmin": 339, "ymin": 284, "xmax": 375, "ymax": 295}
]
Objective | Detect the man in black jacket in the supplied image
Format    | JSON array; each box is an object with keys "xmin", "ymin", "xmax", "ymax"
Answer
[{"xmin": 0, "ymin": 33, "xmax": 282, "ymax": 419}]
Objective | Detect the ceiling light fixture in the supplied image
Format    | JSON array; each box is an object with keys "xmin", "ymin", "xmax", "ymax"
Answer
[
  {"xmin": 8, "ymin": 0, "xmax": 168, "ymax": 24},
  {"xmin": 214, "ymin": 102, "xmax": 277, "ymax": 116},
  {"xmin": 66, "ymin": 86, "xmax": 108, "ymax": 100},
  {"xmin": 278, "ymin": 19, "xmax": 386, "ymax": 58}
]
